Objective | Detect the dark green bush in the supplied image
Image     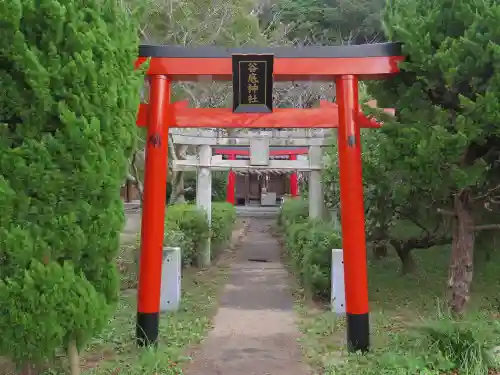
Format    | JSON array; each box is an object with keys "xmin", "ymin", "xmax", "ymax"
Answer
[
  {"xmin": 0, "ymin": 0, "xmax": 142, "ymax": 367},
  {"xmin": 279, "ymin": 199, "xmax": 341, "ymax": 300},
  {"xmin": 163, "ymin": 221, "xmax": 191, "ymax": 265},
  {"xmin": 278, "ymin": 198, "xmax": 308, "ymax": 227},
  {"xmin": 164, "ymin": 202, "xmax": 236, "ymax": 266},
  {"xmin": 211, "ymin": 202, "xmax": 237, "ymax": 259},
  {"xmin": 165, "ymin": 204, "xmax": 210, "ymax": 266}
]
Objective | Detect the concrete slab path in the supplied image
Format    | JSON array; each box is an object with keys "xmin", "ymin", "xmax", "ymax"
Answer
[{"xmin": 185, "ymin": 218, "xmax": 311, "ymax": 375}]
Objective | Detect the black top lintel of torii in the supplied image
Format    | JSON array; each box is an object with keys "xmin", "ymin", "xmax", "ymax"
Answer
[{"xmin": 138, "ymin": 42, "xmax": 402, "ymax": 59}]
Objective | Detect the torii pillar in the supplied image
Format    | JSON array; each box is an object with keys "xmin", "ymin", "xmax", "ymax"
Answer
[{"xmin": 226, "ymin": 155, "xmax": 236, "ymax": 204}]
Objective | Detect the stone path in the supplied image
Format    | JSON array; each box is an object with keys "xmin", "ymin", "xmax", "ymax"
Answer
[
  {"xmin": 186, "ymin": 218, "xmax": 311, "ymax": 375},
  {"xmin": 120, "ymin": 206, "xmax": 141, "ymax": 245}
]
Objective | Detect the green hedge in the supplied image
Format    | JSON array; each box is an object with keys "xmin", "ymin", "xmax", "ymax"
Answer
[
  {"xmin": 210, "ymin": 202, "xmax": 237, "ymax": 259},
  {"xmin": 163, "ymin": 203, "xmax": 236, "ymax": 266},
  {"xmin": 279, "ymin": 199, "xmax": 341, "ymax": 300},
  {"xmin": 277, "ymin": 197, "xmax": 308, "ymax": 227}
]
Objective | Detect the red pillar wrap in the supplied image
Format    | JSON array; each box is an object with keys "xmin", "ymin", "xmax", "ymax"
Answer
[
  {"xmin": 336, "ymin": 75, "xmax": 368, "ymax": 314},
  {"xmin": 289, "ymin": 154, "xmax": 299, "ymax": 197},
  {"xmin": 137, "ymin": 76, "xmax": 171, "ymax": 314},
  {"xmin": 336, "ymin": 75, "xmax": 369, "ymax": 315},
  {"xmin": 226, "ymin": 154, "xmax": 236, "ymax": 204},
  {"xmin": 336, "ymin": 74, "xmax": 370, "ymax": 352}
]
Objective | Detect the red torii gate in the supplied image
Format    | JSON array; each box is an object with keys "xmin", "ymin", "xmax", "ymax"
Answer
[
  {"xmin": 215, "ymin": 147, "xmax": 308, "ymax": 203},
  {"xmin": 134, "ymin": 43, "xmax": 403, "ymax": 352}
]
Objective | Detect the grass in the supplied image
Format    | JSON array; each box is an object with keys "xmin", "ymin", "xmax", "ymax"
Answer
[
  {"xmin": 0, "ymin": 246, "xmax": 230, "ymax": 375},
  {"xmin": 62, "ymin": 223, "xmax": 239, "ymax": 375},
  {"xmin": 292, "ymin": 229, "xmax": 500, "ymax": 375},
  {"xmin": 0, "ymin": 216, "xmax": 243, "ymax": 375},
  {"xmin": 80, "ymin": 262, "xmax": 229, "ymax": 375}
]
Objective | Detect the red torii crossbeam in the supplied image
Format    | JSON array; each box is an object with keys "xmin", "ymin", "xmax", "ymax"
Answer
[
  {"xmin": 136, "ymin": 100, "xmax": 394, "ymax": 128},
  {"xmin": 134, "ymin": 43, "xmax": 403, "ymax": 352},
  {"xmin": 215, "ymin": 147, "xmax": 310, "ymax": 204}
]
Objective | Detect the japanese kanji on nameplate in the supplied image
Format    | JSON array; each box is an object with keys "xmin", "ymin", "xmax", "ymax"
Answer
[{"xmin": 232, "ymin": 54, "xmax": 274, "ymax": 113}]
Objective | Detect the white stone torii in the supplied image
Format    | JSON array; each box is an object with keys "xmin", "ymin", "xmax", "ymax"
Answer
[
  {"xmin": 172, "ymin": 135, "xmax": 326, "ymax": 265},
  {"xmin": 170, "ymin": 128, "xmax": 330, "ymax": 146},
  {"xmin": 171, "ymin": 132, "xmax": 344, "ymax": 316}
]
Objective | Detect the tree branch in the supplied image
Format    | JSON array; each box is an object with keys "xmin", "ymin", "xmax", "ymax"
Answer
[
  {"xmin": 437, "ymin": 208, "xmax": 456, "ymax": 217},
  {"xmin": 474, "ymin": 224, "xmax": 500, "ymax": 231},
  {"xmin": 472, "ymin": 184, "xmax": 500, "ymax": 201},
  {"xmin": 129, "ymin": 151, "xmax": 144, "ymax": 203}
]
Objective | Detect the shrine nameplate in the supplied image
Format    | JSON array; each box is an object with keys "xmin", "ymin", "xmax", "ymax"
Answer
[{"xmin": 232, "ymin": 54, "xmax": 274, "ymax": 113}]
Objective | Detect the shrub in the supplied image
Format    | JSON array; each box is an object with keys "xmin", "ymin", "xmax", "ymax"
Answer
[
  {"xmin": 163, "ymin": 203, "xmax": 236, "ymax": 266},
  {"xmin": 211, "ymin": 202, "xmax": 237, "ymax": 259},
  {"xmin": 163, "ymin": 223, "xmax": 190, "ymax": 259},
  {"xmin": 165, "ymin": 204, "xmax": 209, "ymax": 266},
  {"xmin": 278, "ymin": 198, "xmax": 308, "ymax": 227},
  {"xmin": 417, "ymin": 315, "xmax": 499, "ymax": 374},
  {"xmin": 0, "ymin": 0, "xmax": 142, "ymax": 369},
  {"xmin": 279, "ymin": 199, "xmax": 341, "ymax": 300}
]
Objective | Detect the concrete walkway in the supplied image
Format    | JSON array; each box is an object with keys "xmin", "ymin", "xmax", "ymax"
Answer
[
  {"xmin": 186, "ymin": 219, "xmax": 311, "ymax": 375},
  {"xmin": 120, "ymin": 206, "xmax": 141, "ymax": 245}
]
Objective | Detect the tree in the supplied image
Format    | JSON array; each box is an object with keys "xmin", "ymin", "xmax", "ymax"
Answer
[
  {"xmin": 322, "ymin": 92, "xmax": 446, "ymax": 274},
  {"xmin": 264, "ymin": 0, "xmax": 386, "ymax": 45},
  {"xmin": 367, "ymin": 0, "xmax": 500, "ymax": 313},
  {"xmin": 0, "ymin": 0, "xmax": 142, "ymax": 373},
  {"xmin": 325, "ymin": 122, "xmax": 454, "ymax": 274},
  {"xmin": 126, "ymin": 0, "xmax": 267, "ymax": 203}
]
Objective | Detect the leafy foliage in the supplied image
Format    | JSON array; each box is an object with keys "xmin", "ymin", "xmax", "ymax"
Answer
[
  {"xmin": 279, "ymin": 199, "xmax": 341, "ymax": 300},
  {"xmin": 323, "ymin": 0, "xmax": 500, "ymax": 295},
  {"xmin": 269, "ymin": 0, "xmax": 386, "ymax": 44},
  {"xmin": 372, "ymin": 0, "xmax": 500, "ymax": 310},
  {"xmin": 277, "ymin": 197, "xmax": 309, "ymax": 227},
  {"xmin": 0, "ymin": 0, "xmax": 142, "ymax": 366},
  {"xmin": 164, "ymin": 204, "xmax": 210, "ymax": 266},
  {"xmin": 373, "ymin": 0, "xmax": 500, "ymax": 210},
  {"xmin": 210, "ymin": 202, "xmax": 237, "ymax": 256},
  {"xmin": 164, "ymin": 203, "xmax": 236, "ymax": 266}
]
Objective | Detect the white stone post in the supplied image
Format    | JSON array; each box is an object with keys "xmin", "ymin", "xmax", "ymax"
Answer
[
  {"xmin": 160, "ymin": 247, "xmax": 181, "ymax": 312},
  {"xmin": 308, "ymin": 146, "xmax": 324, "ymax": 219},
  {"xmin": 196, "ymin": 145, "xmax": 212, "ymax": 266},
  {"xmin": 331, "ymin": 248, "xmax": 346, "ymax": 315}
]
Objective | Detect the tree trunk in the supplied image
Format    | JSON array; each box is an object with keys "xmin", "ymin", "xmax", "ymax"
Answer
[
  {"xmin": 67, "ymin": 339, "xmax": 80, "ymax": 375},
  {"xmin": 168, "ymin": 143, "xmax": 188, "ymax": 204},
  {"xmin": 176, "ymin": 173, "xmax": 186, "ymax": 203},
  {"xmin": 169, "ymin": 171, "xmax": 186, "ymax": 204},
  {"xmin": 19, "ymin": 364, "xmax": 38, "ymax": 375},
  {"xmin": 448, "ymin": 190, "xmax": 475, "ymax": 314},
  {"xmin": 391, "ymin": 239, "xmax": 417, "ymax": 274},
  {"xmin": 370, "ymin": 224, "xmax": 390, "ymax": 260},
  {"xmin": 396, "ymin": 247, "xmax": 417, "ymax": 274}
]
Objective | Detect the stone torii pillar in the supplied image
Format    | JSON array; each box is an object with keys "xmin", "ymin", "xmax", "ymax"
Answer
[
  {"xmin": 308, "ymin": 146, "xmax": 324, "ymax": 219},
  {"xmin": 196, "ymin": 144, "xmax": 212, "ymax": 266}
]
